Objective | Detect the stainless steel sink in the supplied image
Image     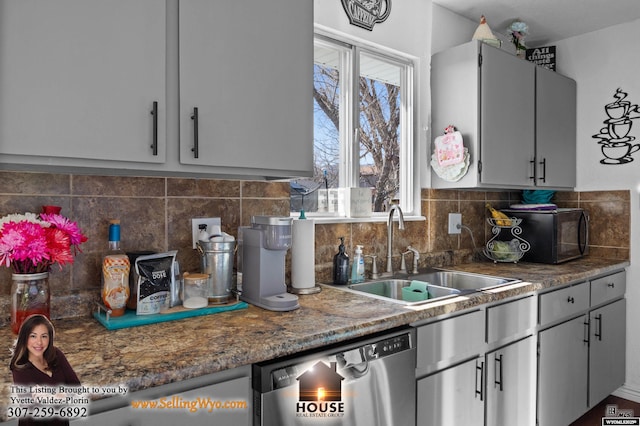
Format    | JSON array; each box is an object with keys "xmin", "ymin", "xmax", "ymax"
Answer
[
  {"xmin": 346, "ymin": 279, "xmax": 461, "ymax": 306},
  {"xmin": 337, "ymin": 269, "xmax": 520, "ymax": 306},
  {"xmin": 409, "ymin": 269, "xmax": 520, "ymax": 291}
]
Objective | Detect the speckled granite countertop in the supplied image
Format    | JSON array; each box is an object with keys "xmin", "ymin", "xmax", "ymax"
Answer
[{"xmin": 0, "ymin": 257, "xmax": 628, "ymax": 421}]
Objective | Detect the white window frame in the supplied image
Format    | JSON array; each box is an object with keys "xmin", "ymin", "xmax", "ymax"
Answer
[{"xmin": 300, "ymin": 31, "xmax": 417, "ymax": 219}]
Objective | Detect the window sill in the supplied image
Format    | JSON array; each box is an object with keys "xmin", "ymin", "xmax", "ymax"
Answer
[{"xmin": 290, "ymin": 214, "xmax": 426, "ymax": 225}]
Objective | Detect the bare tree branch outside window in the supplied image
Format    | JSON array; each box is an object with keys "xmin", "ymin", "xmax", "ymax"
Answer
[{"xmin": 311, "ymin": 65, "xmax": 400, "ymax": 212}]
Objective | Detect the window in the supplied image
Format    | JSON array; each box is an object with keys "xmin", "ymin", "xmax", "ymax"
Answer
[{"xmin": 290, "ymin": 34, "xmax": 415, "ymax": 217}]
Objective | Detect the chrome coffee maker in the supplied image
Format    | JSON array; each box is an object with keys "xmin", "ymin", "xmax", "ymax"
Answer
[{"xmin": 240, "ymin": 216, "xmax": 299, "ymax": 311}]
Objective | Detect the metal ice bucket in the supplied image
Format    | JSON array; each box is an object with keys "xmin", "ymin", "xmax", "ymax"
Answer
[{"xmin": 196, "ymin": 240, "xmax": 236, "ymax": 304}]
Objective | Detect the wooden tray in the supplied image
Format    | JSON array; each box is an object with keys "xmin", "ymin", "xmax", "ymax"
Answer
[{"xmin": 93, "ymin": 300, "xmax": 248, "ymax": 330}]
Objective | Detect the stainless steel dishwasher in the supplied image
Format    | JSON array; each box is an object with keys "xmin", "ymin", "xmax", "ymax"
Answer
[{"xmin": 252, "ymin": 327, "xmax": 416, "ymax": 426}]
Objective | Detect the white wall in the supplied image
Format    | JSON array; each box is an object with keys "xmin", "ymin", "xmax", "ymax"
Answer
[
  {"xmin": 431, "ymin": 5, "xmax": 478, "ymax": 54},
  {"xmin": 314, "ymin": 0, "xmax": 432, "ymax": 206},
  {"xmin": 554, "ymin": 19, "xmax": 640, "ymax": 400}
]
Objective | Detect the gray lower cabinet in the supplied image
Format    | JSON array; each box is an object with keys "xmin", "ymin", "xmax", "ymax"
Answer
[
  {"xmin": 418, "ymin": 336, "xmax": 536, "ymax": 426},
  {"xmin": 417, "ymin": 357, "xmax": 484, "ymax": 426},
  {"xmin": 538, "ymin": 314, "xmax": 589, "ymax": 426},
  {"xmin": 416, "ymin": 294, "xmax": 537, "ymax": 426},
  {"xmin": 415, "ymin": 309, "xmax": 485, "ymax": 426},
  {"xmin": 70, "ymin": 366, "xmax": 251, "ymax": 426},
  {"xmin": 485, "ymin": 336, "xmax": 537, "ymax": 426},
  {"xmin": 537, "ymin": 270, "xmax": 626, "ymax": 426},
  {"xmin": 485, "ymin": 295, "xmax": 537, "ymax": 426},
  {"xmin": 415, "ymin": 309, "xmax": 485, "ymax": 377},
  {"xmin": 589, "ymin": 298, "xmax": 626, "ymax": 407}
]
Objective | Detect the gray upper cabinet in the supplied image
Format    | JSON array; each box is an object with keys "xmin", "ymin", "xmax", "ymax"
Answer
[
  {"xmin": 431, "ymin": 41, "xmax": 576, "ymax": 190},
  {"xmin": 0, "ymin": 0, "xmax": 313, "ymax": 179},
  {"xmin": 535, "ymin": 66, "xmax": 577, "ymax": 188},
  {"xmin": 0, "ymin": 0, "xmax": 166, "ymax": 165},
  {"xmin": 178, "ymin": 0, "xmax": 313, "ymax": 177},
  {"xmin": 479, "ymin": 42, "xmax": 536, "ymax": 187}
]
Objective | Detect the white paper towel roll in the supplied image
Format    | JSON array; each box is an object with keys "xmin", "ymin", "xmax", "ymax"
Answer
[{"xmin": 291, "ymin": 219, "xmax": 315, "ymax": 289}]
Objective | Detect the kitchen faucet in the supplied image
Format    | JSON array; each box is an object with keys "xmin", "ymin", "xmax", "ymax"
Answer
[
  {"xmin": 385, "ymin": 204, "xmax": 405, "ymax": 275},
  {"xmin": 400, "ymin": 246, "xmax": 420, "ymax": 274},
  {"xmin": 406, "ymin": 246, "xmax": 420, "ymax": 274}
]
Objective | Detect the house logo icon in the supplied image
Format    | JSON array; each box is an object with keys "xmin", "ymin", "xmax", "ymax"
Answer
[{"xmin": 295, "ymin": 361, "xmax": 346, "ymax": 418}]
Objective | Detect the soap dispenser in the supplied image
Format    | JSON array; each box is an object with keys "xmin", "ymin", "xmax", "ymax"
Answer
[
  {"xmin": 333, "ymin": 237, "xmax": 350, "ymax": 285},
  {"xmin": 351, "ymin": 245, "xmax": 365, "ymax": 284}
]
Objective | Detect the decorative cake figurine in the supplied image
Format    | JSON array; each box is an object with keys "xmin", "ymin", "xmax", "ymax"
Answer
[
  {"xmin": 431, "ymin": 125, "xmax": 470, "ymax": 182},
  {"xmin": 434, "ymin": 125, "xmax": 464, "ymax": 167}
]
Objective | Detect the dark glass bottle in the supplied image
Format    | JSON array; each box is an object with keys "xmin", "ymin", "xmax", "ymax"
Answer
[{"xmin": 333, "ymin": 237, "xmax": 350, "ymax": 285}]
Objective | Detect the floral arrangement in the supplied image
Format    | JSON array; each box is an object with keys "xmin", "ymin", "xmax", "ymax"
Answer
[
  {"xmin": 507, "ymin": 20, "xmax": 529, "ymax": 52},
  {"xmin": 0, "ymin": 211, "xmax": 87, "ymax": 274}
]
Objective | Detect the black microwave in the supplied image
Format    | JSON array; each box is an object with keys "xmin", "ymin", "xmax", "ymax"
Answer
[{"xmin": 503, "ymin": 208, "xmax": 589, "ymax": 264}]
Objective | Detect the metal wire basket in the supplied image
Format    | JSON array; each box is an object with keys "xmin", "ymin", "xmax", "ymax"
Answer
[{"xmin": 484, "ymin": 218, "xmax": 530, "ymax": 263}]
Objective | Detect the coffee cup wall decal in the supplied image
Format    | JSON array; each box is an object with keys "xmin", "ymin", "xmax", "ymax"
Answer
[
  {"xmin": 593, "ymin": 88, "xmax": 640, "ymax": 164},
  {"xmin": 341, "ymin": 0, "xmax": 391, "ymax": 31}
]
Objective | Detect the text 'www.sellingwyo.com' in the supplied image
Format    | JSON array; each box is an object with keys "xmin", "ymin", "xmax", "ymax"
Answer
[{"xmin": 130, "ymin": 396, "xmax": 248, "ymax": 413}]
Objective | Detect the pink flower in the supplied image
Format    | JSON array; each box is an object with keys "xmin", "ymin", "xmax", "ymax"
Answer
[
  {"xmin": 40, "ymin": 213, "xmax": 88, "ymax": 247},
  {"xmin": 46, "ymin": 227, "xmax": 74, "ymax": 268},
  {"xmin": 0, "ymin": 212, "xmax": 87, "ymax": 274}
]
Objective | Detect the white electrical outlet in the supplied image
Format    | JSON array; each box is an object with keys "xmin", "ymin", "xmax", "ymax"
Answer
[
  {"xmin": 448, "ymin": 213, "xmax": 462, "ymax": 234},
  {"xmin": 191, "ymin": 217, "xmax": 221, "ymax": 249}
]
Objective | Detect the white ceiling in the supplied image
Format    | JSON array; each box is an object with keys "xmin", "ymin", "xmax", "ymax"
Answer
[{"xmin": 433, "ymin": 0, "xmax": 640, "ymax": 46}]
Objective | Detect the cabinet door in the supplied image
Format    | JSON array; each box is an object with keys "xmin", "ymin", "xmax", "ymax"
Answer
[
  {"xmin": 486, "ymin": 295, "xmax": 537, "ymax": 345},
  {"xmin": 486, "ymin": 336, "xmax": 536, "ymax": 426},
  {"xmin": 479, "ymin": 44, "xmax": 535, "ymax": 187},
  {"xmin": 416, "ymin": 310, "xmax": 485, "ymax": 376},
  {"xmin": 179, "ymin": 0, "xmax": 313, "ymax": 177},
  {"xmin": 417, "ymin": 358, "xmax": 484, "ymax": 426},
  {"xmin": 0, "ymin": 0, "xmax": 166, "ymax": 164},
  {"xmin": 536, "ymin": 66, "xmax": 576, "ymax": 188},
  {"xmin": 538, "ymin": 315, "xmax": 589, "ymax": 426},
  {"xmin": 589, "ymin": 299, "xmax": 626, "ymax": 407},
  {"xmin": 539, "ymin": 281, "xmax": 589, "ymax": 327},
  {"xmin": 591, "ymin": 271, "xmax": 626, "ymax": 307}
]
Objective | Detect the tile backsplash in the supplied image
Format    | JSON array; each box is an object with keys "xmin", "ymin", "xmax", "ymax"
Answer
[{"xmin": 0, "ymin": 171, "xmax": 630, "ymax": 325}]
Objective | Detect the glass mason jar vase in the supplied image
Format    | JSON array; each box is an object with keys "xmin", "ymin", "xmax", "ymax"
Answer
[{"xmin": 11, "ymin": 272, "xmax": 50, "ymax": 334}]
